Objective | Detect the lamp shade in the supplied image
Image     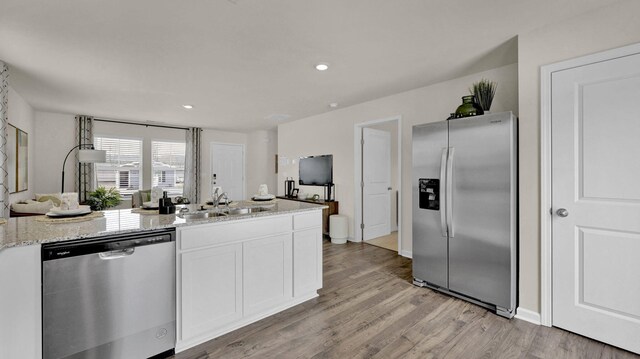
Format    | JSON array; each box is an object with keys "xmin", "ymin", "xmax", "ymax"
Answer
[{"xmin": 78, "ymin": 149, "xmax": 106, "ymax": 163}]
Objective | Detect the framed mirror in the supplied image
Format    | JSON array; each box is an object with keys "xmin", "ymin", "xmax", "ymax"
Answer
[{"xmin": 7, "ymin": 124, "xmax": 28, "ymax": 193}]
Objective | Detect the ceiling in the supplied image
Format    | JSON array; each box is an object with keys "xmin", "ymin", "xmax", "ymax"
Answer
[{"xmin": 0, "ymin": 0, "xmax": 619, "ymax": 131}]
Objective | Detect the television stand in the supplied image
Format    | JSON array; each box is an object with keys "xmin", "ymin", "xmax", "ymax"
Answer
[{"xmin": 276, "ymin": 196, "xmax": 339, "ymax": 237}]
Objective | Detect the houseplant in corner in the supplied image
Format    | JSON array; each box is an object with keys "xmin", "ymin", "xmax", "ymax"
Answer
[
  {"xmin": 470, "ymin": 78, "xmax": 497, "ymax": 113},
  {"xmin": 86, "ymin": 186, "xmax": 122, "ymax": 211}
]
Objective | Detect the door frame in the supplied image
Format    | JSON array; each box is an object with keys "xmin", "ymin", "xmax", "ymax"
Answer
[
  {"xmin": 210, "ymin": 142, "xmax": 246, "ymax": 201},
  {"xmin": 353, "ymin": 116, "xmax": 403, "ymax": 256},
  {"xmin": 540, "ymin": 42, "xmax": 640, "ymax": 327}
]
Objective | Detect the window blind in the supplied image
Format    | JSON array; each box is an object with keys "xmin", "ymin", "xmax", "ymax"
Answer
[
  {"xmin": 152, "ymin": 141, "xmax": 186, "ymax": 196},
  {"xmin": 94, "ymin": 136, "xmax": 143, "ymax": 197}
]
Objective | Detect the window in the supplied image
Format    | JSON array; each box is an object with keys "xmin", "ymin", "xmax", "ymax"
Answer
[
  {"xmin": 152, "ymin": 141, "xmax": 186, "ymax": 196},
  {"xmin": 94, "ymin": 136, "xmax": 143, "ymax": 197}
]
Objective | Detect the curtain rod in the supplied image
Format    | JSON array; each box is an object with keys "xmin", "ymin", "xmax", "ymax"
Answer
[{"xmin": 93, "ymin": 118, "xmax": 190, "ymax": 131}]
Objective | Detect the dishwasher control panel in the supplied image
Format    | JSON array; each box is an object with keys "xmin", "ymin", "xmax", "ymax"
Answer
[{"xmin": 42, "ymin": 230, "xmax": 175, "ymax": 261}]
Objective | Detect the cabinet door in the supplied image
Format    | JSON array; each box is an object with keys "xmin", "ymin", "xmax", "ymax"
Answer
[
  {"xmin": 0, "ymin": 245, "xmax": 41, "ymax": 359},
  {"xmin": 179, "ymin": 243, "xmax": 242, "ymax": 341},
  {"xmin": 243, "ymin": 234, "xmax": 293, "ymax": 316},
  {"xmin": 293, "ymin": 228, "xmax": 323, "ymax": 296}
]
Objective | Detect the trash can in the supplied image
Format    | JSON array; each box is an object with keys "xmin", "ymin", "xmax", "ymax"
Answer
[{"xmin": 329, "ymin": 214, "xmax": 348, "ymax": 244}]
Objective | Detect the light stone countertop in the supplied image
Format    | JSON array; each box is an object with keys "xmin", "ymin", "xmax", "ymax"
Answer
[{"xmin": 0, "ymin": 199, "xmax": 326, "ymax": 251}]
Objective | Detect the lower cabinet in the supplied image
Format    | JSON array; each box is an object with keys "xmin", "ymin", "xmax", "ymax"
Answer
[
  {"xmin": 293, "ymin": 228, "xmax": 323, "ymax": 296},
  {"xmin": 176, "ymin": 211, "xmax": 323, "ymax": 352},
  {"xmin": 243, "ymin": 234, "xmax": 293, "ymax": 316},
  {"xmin": 179, "ymin": 243, "xmax": 243, "ymax": 340},
  {"xmin": 0, "ymin": 245, "xmax": 41, "ymax": 359}
]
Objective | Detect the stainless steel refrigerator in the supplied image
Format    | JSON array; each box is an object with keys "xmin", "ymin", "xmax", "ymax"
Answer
[{"xmin": 412, "ymin": 111, "xmax": 517, "ymax": 318}]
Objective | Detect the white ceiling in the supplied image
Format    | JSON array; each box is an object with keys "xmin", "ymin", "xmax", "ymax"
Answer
[{"xmin": 0, "ymin": 0, "xmax": 619, "ymax": 131}]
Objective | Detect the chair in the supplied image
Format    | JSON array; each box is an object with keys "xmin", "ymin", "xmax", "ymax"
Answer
[{"xmin": 131, "ymin": 190, "xmax": 151, "ymax": 208}]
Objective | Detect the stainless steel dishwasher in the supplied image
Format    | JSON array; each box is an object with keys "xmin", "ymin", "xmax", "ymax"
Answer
[{"xmin": 42, "ymin": 229, "xmax": 176, "ymax": 359}]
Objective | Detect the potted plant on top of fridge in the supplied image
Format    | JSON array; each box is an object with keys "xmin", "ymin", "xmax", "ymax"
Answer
[{"xmin": 470, "ymin": 78, "xmax": 497, "ymax": 113}]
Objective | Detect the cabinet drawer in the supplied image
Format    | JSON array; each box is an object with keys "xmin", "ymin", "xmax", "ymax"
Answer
[
  {"xmin": 293, "ymin": 211, "xmax": 322, "ymax": 230},
  {"xmin": 179, "ymin": 215, "xmax": 292, "ymax": 250}
]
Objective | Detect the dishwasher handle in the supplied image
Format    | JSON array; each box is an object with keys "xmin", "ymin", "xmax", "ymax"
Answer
[{"xmin": 98, "ymin": 247, "xmax": 135, "ymax": 260}]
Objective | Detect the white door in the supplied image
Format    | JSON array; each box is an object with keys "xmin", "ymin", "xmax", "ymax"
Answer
[
  {"xmin": 211, "ymin": 143, "xmax": 245, "ymax": 201},
  {"xmin": 552, "ymin": 51, "xmax": 640, "ymax": 354},
  {"xmin": 362, "ymin": 127, "xmax": 391, "ymax": 241}
]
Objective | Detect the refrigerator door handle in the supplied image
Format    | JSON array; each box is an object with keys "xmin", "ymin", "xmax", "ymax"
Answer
[
  {"xmin": 440, "ymin": 148, "xmax": 448, "ymax": 237},
  {"xmin": 446, "ymin": 147, "xmax": 455, "ymax": 237}
]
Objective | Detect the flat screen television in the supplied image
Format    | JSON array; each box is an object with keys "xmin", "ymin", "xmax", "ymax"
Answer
[{"xmin": 299, "ymin": 155, "xmax": 333, "ymax": 186}]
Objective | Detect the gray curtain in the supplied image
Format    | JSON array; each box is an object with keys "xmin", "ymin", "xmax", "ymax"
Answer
[
  {"xmin": 75, "ymin": 115, "xmax": 94, "ymax": 203},
  {"xmin": 183, "ymin": 127, "xmax": 202, "ymax": 204},
  {"xmin": 0, "ymin": 62, "xmax": 8, "ymax": 218}
]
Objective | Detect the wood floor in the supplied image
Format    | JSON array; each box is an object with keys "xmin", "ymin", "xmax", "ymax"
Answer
[
  {"xmin": 173, "ymin": 241, "xmax": 639, "ymax": 359},
  {"xmin": 364, "ymin": 231, "xmax": 398, "ymax": 252}
]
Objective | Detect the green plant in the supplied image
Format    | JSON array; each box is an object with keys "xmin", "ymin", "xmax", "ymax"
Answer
[
  {"xmin": 87, "ymin": 186, "xmax": 121, "ymax": 211},
  {"xmin": 470, "ymin": 79, "xmax": 497, "ymax": 112}
]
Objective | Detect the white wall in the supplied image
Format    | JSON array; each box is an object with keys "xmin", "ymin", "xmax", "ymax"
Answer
[
  {"xmin": 245, "ymin": 130, "xmax": 278, "ymax": 197},
  {"xmin": 278, "ymin": 63, "xmax": 518, "ymax": 250},
  {"xmin": 516, "ymin": 0, "xmax": 640, "ymax": 314},
  {"xmin": 33, "ymin": 112, "xmax": 75, "ymax": 194},
  {"xmin": 7, "ymin": 86, "xmax": 35, "ymax": 203}
]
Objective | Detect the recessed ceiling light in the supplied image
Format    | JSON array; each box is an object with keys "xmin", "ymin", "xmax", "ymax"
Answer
[
  {"xmin": 315, "ymin": 63, "xmax": 329, "ymax": 71},
  {"xmin": 182, "ymin": 104, "xmax": 193, "ymax": 109},
  {"xmin": 329, "ymin": 102, "xmax": 339, "ymax": 108}
]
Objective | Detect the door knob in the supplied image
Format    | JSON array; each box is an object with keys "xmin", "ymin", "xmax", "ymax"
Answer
[{"xmin": 556, "ymin": 208, "xmax": 569, "ymax": 217}]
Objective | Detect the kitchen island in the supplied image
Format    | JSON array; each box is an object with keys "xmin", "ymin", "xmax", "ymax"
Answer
[{"xmin": 0, "ymin": 200, "xmax": 325, "ymax": 358}]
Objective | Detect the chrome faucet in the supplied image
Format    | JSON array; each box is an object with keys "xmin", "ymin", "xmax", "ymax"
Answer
[{"xmin": 213, "ymin": 190, "xmax": 230, "ymax": 211}]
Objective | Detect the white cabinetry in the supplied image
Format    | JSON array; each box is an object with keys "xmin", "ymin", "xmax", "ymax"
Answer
[
  {"xmin": 292, "ymin": 212, "xmax": 323, "ymax": 296},
  {"xmin": 293, "ymin": 228, "xmax": 322, "ymax": 296},
  {"xmin": 0, "ymin": 245, "xmax": 41, "ymax": 359},
  {"xmin": 243, "ymin": 234, "xmax": 292, "ymax": 316},
  {"xmin": 180, "ymin": 243, "xmax": 242, "ymax": 340},
  {"xmin": 176, "ymin": 210, "xmax": 323, "ymax": 352}
]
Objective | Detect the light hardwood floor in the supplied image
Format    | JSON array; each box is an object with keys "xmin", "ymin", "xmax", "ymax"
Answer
[
  {"xmin": 365, "ymin": 231, "xmax": 398, "ymax": 252},
  {"xmin": 173, "ymin": 241, "xmax": 639, "ymax": 359}
]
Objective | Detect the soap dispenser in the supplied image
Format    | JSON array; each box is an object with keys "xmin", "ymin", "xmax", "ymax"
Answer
[{"xmin": 159, "ymin": 191, "xmax": 176, "ymax": 214}]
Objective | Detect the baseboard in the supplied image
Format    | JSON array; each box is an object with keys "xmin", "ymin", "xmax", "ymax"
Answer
[
  {"xmin": 347, "ymin": 237, "xmax": 360, "ymax": 243},
  {"xmin": 400, "ymin": 250, "xmax": 412, "ymax": 258},
  {"xmin": 515, "ymin": 307, "xmax": 541, "ymax": 325},
  {"xmin": 176, "ymin": 292, "xmax": 319, "ymax": 353}
]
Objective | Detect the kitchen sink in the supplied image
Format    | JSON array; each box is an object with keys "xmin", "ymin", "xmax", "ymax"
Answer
[
  {"xmin": 177, "ymin": 206, "xmax": 271, "ymax": 219},
  {"xmin": 178, "ymin": 211, "xmax": 227, "ymax": 220},
  {"xmin": 227, "ymin": 207, "xmax": 271, "ymax": 215}
]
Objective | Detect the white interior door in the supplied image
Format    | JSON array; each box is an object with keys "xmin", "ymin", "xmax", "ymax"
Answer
[
  {"xmin": 211, "ymin": 143, "xmax": 245, "ymax": 201},
  {"xmin": 552, "ymin": 51, "xmax": 640, "ymax": 354},
  {"xmin": 362, "ymin": 127, "xmax": 391, "ymax": 241}
]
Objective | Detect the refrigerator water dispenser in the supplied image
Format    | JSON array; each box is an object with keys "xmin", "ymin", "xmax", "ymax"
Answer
[{"xmin": 419, "ymin": 178, "xmax": 439, "ymax": 210}]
